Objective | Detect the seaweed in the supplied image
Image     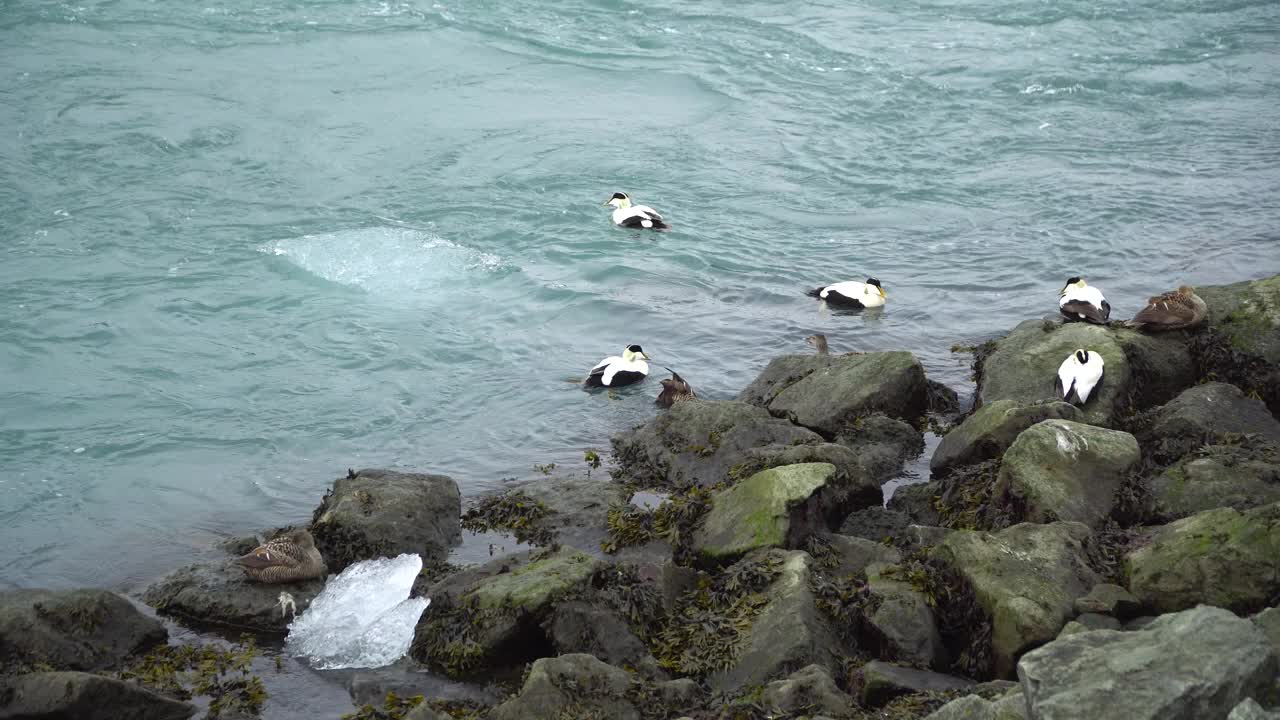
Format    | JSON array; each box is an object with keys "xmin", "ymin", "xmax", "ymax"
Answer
[
  {"xmin": 885, "ymin": 550, "xmax": 992, "ymax": 680},
  {"xmin": 928, "ymin": 459, "xmax": 1018, "ymax": 532},
  {"xmin": 461, "ymin": 491, "xmax": 555, "ymax": 546},
  {"xmin": 117, "ymin": 635, "xmax": 266, "ymax": 715},
  {"xmin": 341, "ymin": 691, "xmax": 426, "ymax": 720}
]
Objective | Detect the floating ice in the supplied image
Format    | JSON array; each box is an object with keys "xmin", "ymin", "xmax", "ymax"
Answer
[{"xmin": 285, "ymin": 553, "xmax": 430, "ymax": 670}]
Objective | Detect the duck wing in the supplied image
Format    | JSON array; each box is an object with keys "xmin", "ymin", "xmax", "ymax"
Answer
[
  {"xmin": 1133, "ymin": 291, "xmax": 1201, "ymax": 328},
  {"xmin": 236, "ymin": 539, "xmax": 301, "ymax": 569}
]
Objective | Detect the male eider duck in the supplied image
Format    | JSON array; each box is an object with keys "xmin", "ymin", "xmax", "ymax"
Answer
[
  {"xmin": 604, "ymin": 192, "xmax": 669, "ymax": 230},
  {"xmin": 1129, "ymin": 286, "xmax": 1206, "ymax": 332},
  {"xmin": 1055, "ymin": 349, "xmax": 1105, "ymax": 406},
  {"xmin": 235, "ymin": 528, "xmax": 326, "ymax": 584},
  {"xmin": 1058, "ymin": 276, "xmax": 1110, "ymax": 324},
  {"xmin": 806, "ymin": 334, "xmax": 829, "ymax": 355},
  {"xmin": 807, "ymin": 278, "xmax": 886, "ymax": 308},
  {"xmin": 584, "ymin": 344, "xmax": 650, "ymax": 388},
  {"xmin": 656, "ymin": 368, "xmax": 696, "ymax": 408}
]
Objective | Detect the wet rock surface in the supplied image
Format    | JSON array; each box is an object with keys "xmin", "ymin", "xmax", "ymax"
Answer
[
  {"xmin": 931, "ymin": 399, "xmax": 1083, "ymax": 477},
  {"xmin": 143, "ymin": 560, "xmax": 323, "ymax": 633},
  {"xmin": 0, "ymin": 671, "xmax": 196, "ymax": 720},
  {"xmin": 0, "ymin": 589, "xmax": 168, "ymax": 672}
]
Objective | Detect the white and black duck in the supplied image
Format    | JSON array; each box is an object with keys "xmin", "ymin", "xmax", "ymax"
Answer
[
  {"xmin": 1055, "ymin": 349, "xmax": 1105, "ymax": 405},
  {"xmin": 1059, "ymin": 276, "xmax": 1111, "ymax": 324},
  {"xmin": 807, "ymin": 278, "xmax": 887, "ymax": 308},
  {"xmin": 604, "ymin": 192, "xmax": 669, "ymax": 230},
  {"xmin": 584, "ymin": 344, "xmax": 650, "ymax": 388}
]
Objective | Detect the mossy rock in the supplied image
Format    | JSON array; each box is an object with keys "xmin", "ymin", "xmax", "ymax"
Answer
[
  {"xmin": 1198, "ymin": 274, "xmax": 1280, "ymax": 363},
  {"xmin": 931, "ymin": 399, "xmax": 1083, "ymax": 477},
  {"xmin": 1145, "ymin": 382, "xmax": 1280, "ymax": 463},
  {"xmin": 995, "ymin": 420, "xmax": 1141, "ymax": 528},
  {"xmin": 758, "ymin": 351, "xmax": 929, "ymax": 434},
  {"xmin": 932, "ymin": 522, "xmax": 1099, "ymax": 678},
  {"xmin": 976, "ymin": 320, "xmax": 1130, "ymax": 427},
  {"xmin": 692, "ymin": 463, "xmax": 837, "ymax": 564},
  {"xmin": 1150, "ymin": 453, "xmax": 1280, "ymax": 521},
  {"xmin": 470, "ymin": 549, "xmax": 597, "ymax": 611},
  {"xmin": 1124, "ymin": 501, "xmax": 1280, "ymax": 614}
]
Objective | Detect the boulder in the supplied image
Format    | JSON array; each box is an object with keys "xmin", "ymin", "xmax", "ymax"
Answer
[
  {"xmin": 740, "ymin": 351, "xmax": 929, "ymax": 434},
  {"xmin": 1125, "ymin": 502, "xmax": 1280, "ymax": 614},
  {"xmin": 931, "ymin": 400, "xmax": 1083, "ymax": 477},
  {"xmin": 1146, "ymin": 382, "xmax": 1280, "ymax": 461},
  {"xmin": 0, "ymin": 671, "xmax": 195, "ymax": 720},
  {"xmin": 865, "ymin": 565, "xmax": 949, "ymax": 669},
  {"xmin": 1197, "ymin": 273, "xmax": 1280, "ymax": 414},
  {"xmin": 410, "ymin": 547, "xmax": 598, "ymax": 677},
  {"xmin": 824, "ymin": 534, "xmax": 903, "ymax": 577},
  {"xmin": 0, "ymin": 589, "xmax": 167, "ymax": 671},
  {"xmin": 762, "ymin": 664, "xmax": 854, "ymax": 718},
  {"xmin": 839, "ymin": 506, "xmax": 917, "ymax": 544},
  {"xmin": 709, "ymin": 550, "xmax": 844, "ymax": 692},
  {"xmin": 486, "ymin": 654, "xmax": 638, "ymax": 720},
  {"xmin": 833, "ymin": 413, "xmax": 926, "ymax": 484},
  {"xmin": 934, "ymin": 522, "xmax": 1099, "ymax": 677},
  {"xmin": 143, "ymin": 561, "xmax": 323, "ymax": 633},
  {"xmin": 1056, "ymin": 613, "xmax": 1121, "ymax": 638},
  {"xmin": 310, "ymin": 468, "xmax": 461, "ymax": 572},
  {"xmin": 1109, "ymin": 327, "xmax": 1198, "ymax": 409},
  {"xmin": 1017, "ymin": 605, "xmax": 1278, "ymax": 720},
  {"xmin": 1073, "ymin": 583, "xmax": 1142, "ymax": 619},
  {"xmin": 1231, "ymin": 699, "xmax": 1280, "ymax": 720},
  {"xmin": 856, "ymin": 660, "xmax": 974, "ymax": 707},
  {"xmin": 976, "ymin": 320, "xmax": 1131, "ymax": 427},
  {"xmin": 692, "ymin": 463, "xmax": 838, "ymax": 564},
  {"xmin": 544, "ymin": 601, "xmax": 662, "ymax": 677},
  {"xmin": 1254, "ymin": 606, "xmax": 1280, "ymax": 658},
  {"xmin": 995, "ymin": 420, "xmax": 1140, "ymax": 528},
  {"xmin": 923, "ymin": 691, "xmax": 1029, "ymax": 720},
  {"xmin": 1149, "ymin": 452, "xmax": 1280, "ymax": 521},
  {"xmin": 498, "ymin": 474, "xmax": 630, "ymax": 552}
]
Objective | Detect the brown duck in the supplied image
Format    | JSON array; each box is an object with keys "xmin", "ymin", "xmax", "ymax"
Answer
[
  {"xmin": 656, "ymin": 368, "xmax": 697, "ymax": 409},
  {"xmin": 235, "ymin": 528, "xmax": 327, "ymax": 584},
  {"xmin": 805, "ymin": 334, "xmax": 829, "ymax": 355},
  {"xmin": 1130, "ymin": 286, "xmax": 1207, "ymax": 331}
]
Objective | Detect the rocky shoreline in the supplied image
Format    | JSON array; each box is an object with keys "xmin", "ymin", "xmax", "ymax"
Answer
[{"xmin": 3, "ymin": 273, "xmax": 1279, "ymax": 720}]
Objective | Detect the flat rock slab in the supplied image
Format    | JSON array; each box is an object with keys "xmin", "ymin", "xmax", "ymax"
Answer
[
  {"xmin": 0, "ymin": 589, "xmax": 168, "ymax": 671},
  {"xmin": 1017, "ymin": 605, "xmax": 1278, "ymax": 720},
  {"xmin": 857, "ymin": 660, "xmax": 973, "ymax": 707},
  {"xmin": 1125, "ymin": 501, "xmax": 1280, "ymax": 614},
  {"xmin": 143, "ymin": 561, "xmax": 323, "ymax": 633},
  {"xmin": 0, "ymin": 671, "xmax": 195, "ymax": 720},
  {"xmin": 693, "ymin": 463, "xmax": 837, "ymax": 564}
]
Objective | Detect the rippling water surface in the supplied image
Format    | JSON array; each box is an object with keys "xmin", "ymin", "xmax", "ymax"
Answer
[{"xmin": 2, "ymin": 0, "xmax": 1279, "ymax": 593}]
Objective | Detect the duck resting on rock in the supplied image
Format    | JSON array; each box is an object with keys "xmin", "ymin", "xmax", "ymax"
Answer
[
  {"xmin": 656, "ymin": 368, "xmax": 696, "ymax": 408},
  {"xmin": 807, "ymin": 278, "xmax": 886, "ymax": 308},
  {"xmin": 604, "ymin": 192, "xmax": 669, "ymax": 230},
  {"xmin": 1059, "ymin": 276, "xmax": 1111, "ymax": 324},
  {"xmin": 1055, "ymin": 348, "xmax": 1105, "ymax": 406},
  {"xmin": 1128, "ymin": 286, "xmax": 1207, "ymax": 331},
  {"xmin": 584, "ymin": 344, "xmax": 650, "ymax": 388},
  {"xmin": 235, "ymin": 528, "xmax": 327, "ymax": 584}
]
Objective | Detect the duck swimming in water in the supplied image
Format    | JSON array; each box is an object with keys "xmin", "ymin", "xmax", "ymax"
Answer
[
  {"xmin": 807, "ymin": 278, "xmax": 886, "ymax": 308},
  {"xmin": 1129, "ymin": 286, "xmax": 1207, "ymax": 332},
  {"xmin": 604, "ymin": 192, "xmax": 669, "ymax": 230},
  {"xmin": 235, "ymin": 528, "xmax": 326, "ymax": 584},
  {"xmin": 584, "ymin": 344, "xmax": 650, "ymax": 388},
  {"xmin": 1055, "ymin": 349, "xmax": 1105, "ymax": 405},
  {"xmin": 1059, "ymin": 276, "xmax": 1111, "ymax": 324},
  {"xmin": 656, "ymin": 368, "xmax": 696, "ymax": 408},
  {"xmin": 806, "ymin": 334, "xmax": 829, "ymax": 355}
]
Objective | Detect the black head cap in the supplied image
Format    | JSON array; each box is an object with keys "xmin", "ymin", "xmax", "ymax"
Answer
[
  {"xmin": 1075, "ymin": 349, "xmax": 1089, "ymax": 363},
  {"xmin": 626, "ymin": 344, "xmax": 644, "ymax": 353},
  {"xmin": 611, "ymin": 192, "xmax": 628, "ymax": 200},
  {"xmin": 1065, "ymin": 276, "xmax": 1081, "ymax": 285},
  {"xmin": 866, "ymin": 277, "xmax": 882, "ymax": 287}
]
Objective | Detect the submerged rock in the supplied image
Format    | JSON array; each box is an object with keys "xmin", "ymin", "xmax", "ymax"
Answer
[
  {"xmin": 310, "ymin": 468, "xmax": 461, "ymax": 573},
  {"xmin": 1125, "ymin": 501, "xmax": 1280, "ymax": 614},
  {"xmin": 0, "ymin": 671, "xmax": 195, "ymax": 720},
  {"xmin": 692, "ymin": 463, "xmax": 837, "ymax": 564},
  {"xmin": 855, "ymin": 660, "xmax": 974, "ymax": 707},
  {"xmin": 739, "ymin": 351, "xmax": 929, "ymax": 434},
  {"xmin": 995, "ymin": 420, "xmax": 1140, "ymax": 528},
  {"xmin": 1017, "ymin": 605, "xmax": 1278, "ymax": 720},
  {"xmin": 143, "ymin": 560, "xmax": 324, "ymax": 633},
  {"xmin": 0, "ymin": 589, "xmax": 167, "ymax": 672},
  {"xmin": 934, "ymin": 522, "xmax": 1099, "ymax": 677},
  {"xmin": 487, "ymin": 653, "xmax": 639, "ymax": 720},
  {"xmin": 931, "ymin": 399, "xmax": 1083, "ymax": 477}
]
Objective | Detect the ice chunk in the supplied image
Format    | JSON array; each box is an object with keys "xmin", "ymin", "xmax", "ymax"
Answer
[{"xmin": 285, "ymin": 553, "xmax": 430, "ymax": 670}]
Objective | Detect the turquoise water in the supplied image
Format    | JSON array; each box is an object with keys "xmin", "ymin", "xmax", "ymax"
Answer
[{"xmin": 2, "ymin": 0, "xmax": 1279, "ymax": 590}]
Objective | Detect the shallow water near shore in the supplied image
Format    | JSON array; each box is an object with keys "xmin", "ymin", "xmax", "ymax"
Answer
[{"xmin": 3, "ymin": 0, "xmax": 1280, "ymax": 595}]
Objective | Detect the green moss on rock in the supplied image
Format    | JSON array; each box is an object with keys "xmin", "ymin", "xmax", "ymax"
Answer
[{"xmin": 692, "ymin": 463, "xmax": 836, "ymax": 563}]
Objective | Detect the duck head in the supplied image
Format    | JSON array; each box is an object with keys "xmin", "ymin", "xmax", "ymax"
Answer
[
  {"xmin": 1074, "ymin": 349, "xmax": 1090, "ymax": 364},
  {"xmin": 604, "ymin": 192, "xmax": 632, "ymax": 209},
  {"xmin": 866, "ymin": 277, "xmax": 886, "ymax": 298},
  {"xmin": 1060, "ymin": 276, "xmax": 1087, "ymax": 296},
  {"xmin": 805, "ymin": 334, "xmax": 829, "ymax": 354},
  {"xmin": 623, "ymin": 344, "xmax": 649, "ymax": 362}
]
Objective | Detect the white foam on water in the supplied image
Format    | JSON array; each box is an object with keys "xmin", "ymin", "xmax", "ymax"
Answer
[
  {"xmin": 262, "ymin": 227, "xmax": 506, "ymax": 295},
  {"xmin": 285, "ymin": 553, "xmax": 430, "ymax": 670}
]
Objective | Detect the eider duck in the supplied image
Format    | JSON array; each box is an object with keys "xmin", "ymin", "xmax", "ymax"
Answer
[
  {"xmin": 604, "ymin": 192, "xmax": 669, "ymax": 230},
  {"xmin": 1055, "ymin": 349, "xmax": 1105, "ymax": 406},
  {"xmin": 806, "ymin": 334, "xmax": 829, "ymax": 355},
  {"xmin": 656, "ymin": 368, "xmax": 696, "ymax": 408},
  {"xmin": 1129, "ymin": 286, "xmax": 1206, "ymax": 331},
  {"xmin": 584, "ymin": 344, "xmax": 650, "ymax": 388},
  {"xmin": 807, "ymin": 278, "xmax": 886, "ymax": 308},
  {"xmin": 235, "ymin": 528, "xmax": 326, "ymax": 584},
  {"xmin": 1058, "ymin": 276, "xmax": 1111, "ymax": 324}
]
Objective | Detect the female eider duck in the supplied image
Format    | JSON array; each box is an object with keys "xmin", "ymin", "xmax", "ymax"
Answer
[
  {"xmin": 806, "ymin": 334, "xmax": 829, "ymax": 355},
  {"xmin": 1059, "ymin": 276, "xmax": 1111, "ymax": 324},
  {"xmin": 1055, "ymin": 349, "xmax": 1105, "ymax": 406},
  {"xmin": 604, "ymin": 192, "xmax": 669, "ymax": 230},
  {"xmin": 656, "ymin": 367, "xmax": 696, "ymax": 408},
  {"xmin": 235, "ymin": 528, "xmax": 326, "ymax": 584},
  {"xmin": 584, "ymin": 344, "xmax": 650, "ymax": 388},
  {"xmin": 807, "ymin": 278, "xmax": 886, "ymax": 308},
  {"xmin": 1129, "ymin": 286, "xmax": 1207, "ymax": 332}
]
